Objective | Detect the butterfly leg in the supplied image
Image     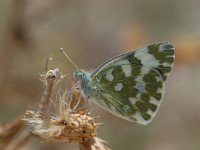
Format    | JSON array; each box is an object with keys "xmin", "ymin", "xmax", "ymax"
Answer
[
  {"xmin": 70, "ymin": 89, "xmax": 90, "ymax": 113},
  {"xmin": 71, "ymin": 91, "xmax": 82, "ymax": 111},
  {"xmin": 80, "ymin": 90, "xmax": 91, "ymax": 113}
]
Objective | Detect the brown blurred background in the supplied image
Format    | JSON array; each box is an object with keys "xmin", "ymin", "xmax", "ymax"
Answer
[{"xmin": 0, "ymin": 0, "xmax": 200, "ymax": 150}]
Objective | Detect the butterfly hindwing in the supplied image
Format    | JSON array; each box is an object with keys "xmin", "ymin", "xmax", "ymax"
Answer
[{"xmin": 90, "ymin": 43, "xmax": 175, "ymax": 125}]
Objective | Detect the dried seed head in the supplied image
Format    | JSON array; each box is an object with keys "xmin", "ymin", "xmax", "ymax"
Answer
[
  {"xmin": 39, "ymin": 68, "xmax": 62, "ymax": 85},
  {"xmin": 24, "ymin": 89, "xmax": 101, "ymax": 143}
]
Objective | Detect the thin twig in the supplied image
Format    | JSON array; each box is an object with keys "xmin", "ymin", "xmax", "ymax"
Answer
[
  {"xmin": 4, "ymin": 131, "xmax": 32, "ymax": 150},
  {"xmin": 0, "ymin": 118, "xmax": 25, "ymax": 150},
  {"xmin": 0, "ymin": 118, "xmax": 24, "ymax": 140}
]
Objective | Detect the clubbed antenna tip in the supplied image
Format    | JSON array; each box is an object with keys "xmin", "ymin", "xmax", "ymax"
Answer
[{"xmin": 59, "ymin": 47, "xmax": 78, "ymax": 70}]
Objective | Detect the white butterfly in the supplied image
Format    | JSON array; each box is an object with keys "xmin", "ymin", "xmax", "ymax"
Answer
[{"xmin": 61, "ymin": 42, "xmax": 175, "ymax": 125}]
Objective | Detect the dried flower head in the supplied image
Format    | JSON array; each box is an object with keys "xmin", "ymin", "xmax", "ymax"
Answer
[{"xmin": 24, "ymin": 89, "xmax": 101, "ymax": 143}]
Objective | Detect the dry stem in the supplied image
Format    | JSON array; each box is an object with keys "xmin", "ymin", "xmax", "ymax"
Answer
[
  {"xmin": 0, "ymin": 118, "xmax": 24, "ymax": 141},
  {"xmin": 38, "ymin": 68, "xmax": 61, "ymax": 116},
  {"xmin": 4, "ymin": 131, "xmax": 32, "ymax": 150}
]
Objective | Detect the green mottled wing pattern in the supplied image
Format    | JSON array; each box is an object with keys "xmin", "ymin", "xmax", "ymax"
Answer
[{"xmin": 90, "ymin": 43, "xmax": 175, "ymax": 125}]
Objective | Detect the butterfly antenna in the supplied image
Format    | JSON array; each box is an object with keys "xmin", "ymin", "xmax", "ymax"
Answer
[{"xmin": 59, "ymin": 48, "xmax": 78, "ymax": 70}]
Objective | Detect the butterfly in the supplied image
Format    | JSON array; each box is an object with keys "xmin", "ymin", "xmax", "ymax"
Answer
[{"xmin": 61, "ymin": 42, "xmax": 175, "ymax": 125}]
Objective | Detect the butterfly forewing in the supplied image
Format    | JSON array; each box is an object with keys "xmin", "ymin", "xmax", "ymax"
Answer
[{"xmin": 91, "ymin": 43, "xmax": 175, "ymax": 125}]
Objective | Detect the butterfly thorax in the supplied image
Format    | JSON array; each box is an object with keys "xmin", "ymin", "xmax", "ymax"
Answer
[{"xmin": 73, "ymin": 70, "xmax": 96, "ymax": 98}]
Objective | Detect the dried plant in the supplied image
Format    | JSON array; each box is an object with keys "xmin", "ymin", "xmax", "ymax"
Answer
[{"xmin": 0, "ymin": 68, "xmax": 110, "ymax": 150}]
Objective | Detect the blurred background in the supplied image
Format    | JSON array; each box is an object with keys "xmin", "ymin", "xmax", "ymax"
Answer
[{"xmin": 0, "ymin": 0, "xmax": 200, "ymax": 150}]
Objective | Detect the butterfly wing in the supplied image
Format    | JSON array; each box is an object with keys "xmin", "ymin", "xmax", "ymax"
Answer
[{"xmin": 90, "ymin": 43, "xmax": 175, "ymax": 125}]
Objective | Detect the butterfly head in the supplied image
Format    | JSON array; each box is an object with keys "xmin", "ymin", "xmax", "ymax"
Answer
[{"xmin": 73, "ymin": 70, "xmax": 85, "ymax": 81}]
